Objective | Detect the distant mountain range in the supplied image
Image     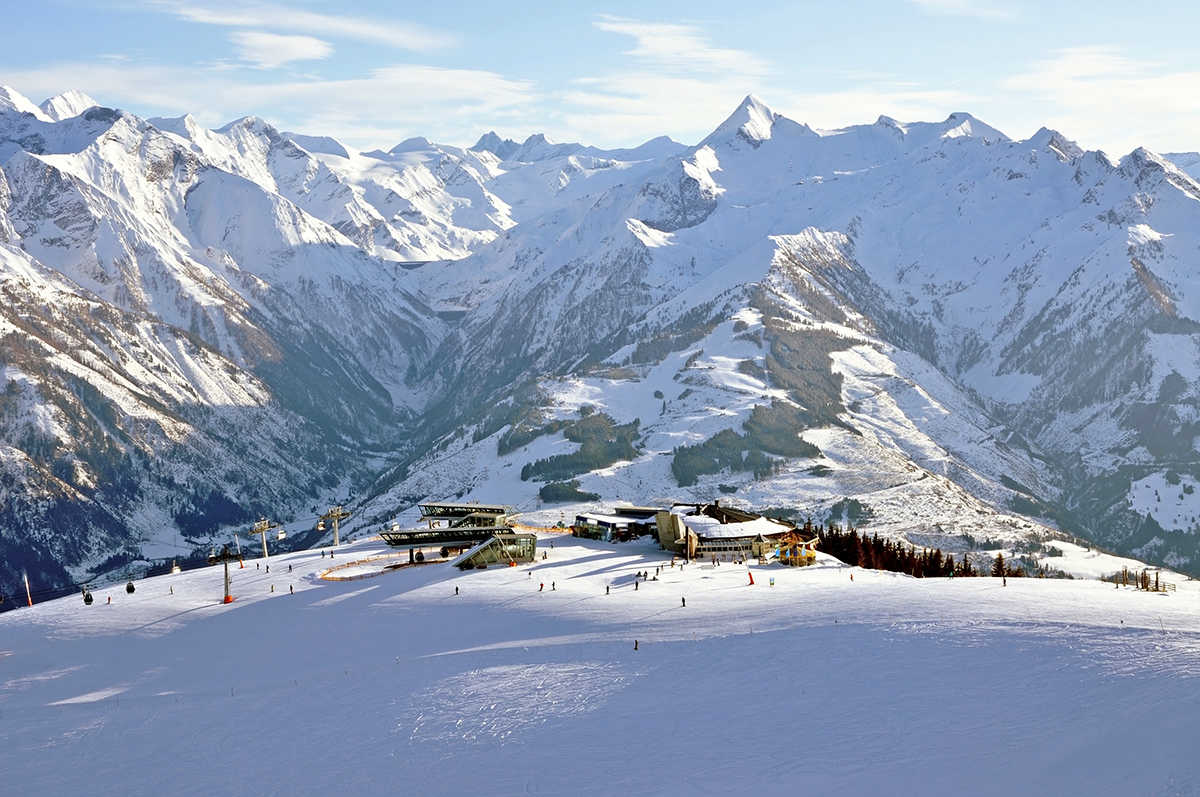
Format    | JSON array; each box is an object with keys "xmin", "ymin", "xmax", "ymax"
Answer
[{"xmin": 3, "ymin": 85, "xmax": 1200, "ymax": 597}]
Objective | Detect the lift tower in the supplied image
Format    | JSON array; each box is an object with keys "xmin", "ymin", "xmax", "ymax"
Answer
[
  {"xmin": 249, "ymin": 518, "xmax": 280, "ymax": 559},
  {"xmin": 320, "ymin": 506, "xmax": 352, "ymax": 547},
  {"xmin": 207, "ymin": 545, "xmax": 241, "ymax": 604}
]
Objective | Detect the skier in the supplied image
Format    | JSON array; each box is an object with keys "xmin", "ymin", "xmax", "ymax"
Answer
[
  {"xmin": 289, "ymin": 585, "xmax": 293, "ymax": 594},
  {"xmin": 606, "ymin": 585, "xmax": 610, "ymax": 595},
  {"xmin": 539, "ymin": 582, "xmax": 544, "ymax": 592},
  {"xmin": 551, "ymin": 582, "xmax": 556, "ymax": 591},
  {"xmin": 455, "ymin": 586, "xmax": 459, "ymax": 596},
  {"xmin": 681, "ymin": 596, "xmax": 686, "ymax": 607}
]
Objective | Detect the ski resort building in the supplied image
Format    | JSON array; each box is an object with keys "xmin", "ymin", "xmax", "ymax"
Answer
[
  {"xmin": 655, "ymin": 502, "xmax": 817, "ymax": 562},
  {"xmin": 380, "ymin": 501, "xmax": 518, "ymax": 550},
  {"xmin": 572, "ymin": 506, "xmax": 661, "ymax": 542},
  {"xmin": 451, "ymin": 533, "xmax": 538, "ymax": 570}
]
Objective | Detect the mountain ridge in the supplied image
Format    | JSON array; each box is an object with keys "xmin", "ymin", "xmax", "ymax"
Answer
[{"xmin": 3, "ymin": 83, "xmax": 1200, "ymax": 598}]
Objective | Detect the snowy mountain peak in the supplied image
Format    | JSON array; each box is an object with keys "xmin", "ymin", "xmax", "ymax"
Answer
[
  {"xmin": 940, "ymin": 112, "xmax": 1007, "ymax": 142},
  {"xmin": 281, "ymin": 131, "xmax": 350, "ymax": 159},
  {"xmin": 0, "ymin": 85, "xmax": 52, "ymax": 122},
  {"xmin": 1118, "ymin": 146, "xmax": 1200, "ymax": 196},
  {"xmin": 1026, "ymin": 127, "xmax": 1084, "ymax": 161},
  {"xmin": 509, "ymin": 133, "xmax": 587, "ymax": 163},
  {"xmin": 147, "ymin": 113, "xmax": 202, "ymax": 141},
  {"xmin": 217, "ymin": 115, "xmax": 282, "ymax": 141},
  {"xmin": 471, "ymin": 131, "xmax": 520, "ymax": 160},
  {"xmin": 389, "ymin": 136, "xmax": 438, "ymax": 155},
  {"xmin": 38, "ymin": 90, "xmax": 99, "ymax": 122},
  {"xmin": 700, "ymin": 94, "xmax": 780, "ymax": 150}
]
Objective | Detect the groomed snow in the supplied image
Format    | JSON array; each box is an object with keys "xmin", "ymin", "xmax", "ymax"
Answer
[{"xmin": 3, "ymin": 533, "xmax": 1199, "ymax": 794}]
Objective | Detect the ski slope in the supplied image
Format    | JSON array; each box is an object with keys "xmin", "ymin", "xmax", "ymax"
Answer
[{"xmin": 2, "ymin": 534, "xmax": 1199, "ymax": 795}]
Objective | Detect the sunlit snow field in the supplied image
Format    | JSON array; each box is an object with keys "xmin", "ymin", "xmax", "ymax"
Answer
[{"xmin": 3, "ymin": 533, "xmax": 1199, "ymax": 795}]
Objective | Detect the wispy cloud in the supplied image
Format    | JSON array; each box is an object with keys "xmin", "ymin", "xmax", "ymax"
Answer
[
  {"xmin": 229, "ymin": 31, "xmax": 333, "ymax": 69},
  {"xmin": 903, "ymin": 0, "xmax": 1015, "ymax": 20},
  {"xmin": 592, "ymin": 16, "xmax": 769, "ymax": 77},
  {"xmin": 142, "ymin": 0, "xmax": 455, "ymax": 52},
  {"xmin": 1004, "ymin": 47, "xmax": 1200, "ymax": 154},
  {"xmin": 553, "ymin": 17, "xmax": 769, "ymax": 143}
]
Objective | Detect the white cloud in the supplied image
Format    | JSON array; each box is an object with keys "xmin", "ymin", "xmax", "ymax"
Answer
[
  {"xmin": 550, "ymin": 17, "xmax": 770, "ymax": 143},
  {"xmin": 903, "ymin": 0, "xmax": 1015, "ymax": 20},
  {"xmin": 229, "ymin": 31, "xmax": 333, "ymax": 69},
  {"xmin": 1003, "ymin": 47, "xmax": 1200, "ymax": 154},
  {"xmin": 592, "ymin": 17, "xmax": 769, "ymax": 77},
  {"xmin": 142, "ymin": 0, "xmax": 454, "ymax": 52}
]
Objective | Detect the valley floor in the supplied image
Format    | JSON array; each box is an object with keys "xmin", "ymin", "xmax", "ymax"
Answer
[{"xmin": 2, "ymin": 534, "xmax": 1199, "ymax": 795}]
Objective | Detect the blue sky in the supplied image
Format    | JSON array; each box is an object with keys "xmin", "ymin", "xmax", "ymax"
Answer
[{"xmin": 3, "ymin": 0, "xmax": 1199, "ymax": 155}]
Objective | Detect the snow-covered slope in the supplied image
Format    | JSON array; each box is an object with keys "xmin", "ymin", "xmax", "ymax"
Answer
[{"xmin": 3, "ymin": 534, "xmax": 1198, "ymax": 794}]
